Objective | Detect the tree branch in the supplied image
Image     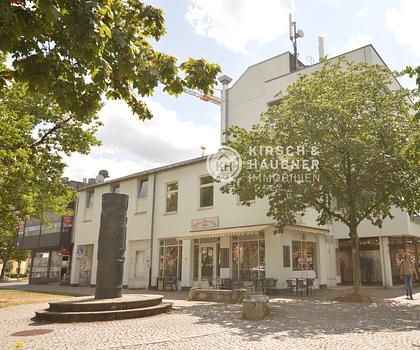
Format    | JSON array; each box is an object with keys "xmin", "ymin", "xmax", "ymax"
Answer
[
  {"xmin": 30, "ymin": 116, "xmax": 72, "ymax": 148},
  {"xmin": 313, "ymin": 198, "xmax": 349, "ymax": 226}
]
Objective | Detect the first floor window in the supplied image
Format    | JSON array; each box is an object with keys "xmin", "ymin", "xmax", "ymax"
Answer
[
  {"xmin": 86, "ymin": 190, "xmax": 94, "ymax": 208},
  {"xmin": 138, "ymin": 178, "xmax": 148, "ymax": 199},
  {"xmin": 159, "ymin": 239, "xmax": 182, "ymax": 281},
  {"xmin": 166, "ymin": 182, "xmax": 178, "ymax": 213},
  {"xmin": 199, "ymin": 175, "xmax": 213, "ymax": 208}
]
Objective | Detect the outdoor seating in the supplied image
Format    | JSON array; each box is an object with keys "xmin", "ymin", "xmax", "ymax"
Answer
[
  {"xmin": 163, "ymin": 276, "xmax": 177, "ymax": 291},
  {"xmin": 295, "ymin": 278, "xmax": 306, "ymax": 296},
  {"xmin": 306, "ymin": 278, "xmax": 315, "ymax": 295},
  {"xmin": 263, "ymin": 278, "xmax": 277, "ymax": 293},
  {"xmin": 286, "ymin": 279, "xmax": 295, "ymax": 294},
  {"xmin": 220, "ymin": 278, "xmax": 232, "ymax": 290}
]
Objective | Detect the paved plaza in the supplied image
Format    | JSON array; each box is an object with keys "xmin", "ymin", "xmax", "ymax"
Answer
[{"xmin": 1, "ymin": 282, "xmax": 419, "ymax": 350}]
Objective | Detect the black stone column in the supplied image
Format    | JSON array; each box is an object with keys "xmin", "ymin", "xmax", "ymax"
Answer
[{"xmin": 95, "ymin": 193, "xmax": 129, "ymax": 299}]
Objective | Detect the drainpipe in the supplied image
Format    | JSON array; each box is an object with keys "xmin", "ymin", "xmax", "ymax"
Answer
[
  {"xmin": 218, "ymin": 74, "xmax": 232, "ymax": 145},
  {"xmin": 148, "ymin": 173, "xmax": 157, "ymax": 290}
]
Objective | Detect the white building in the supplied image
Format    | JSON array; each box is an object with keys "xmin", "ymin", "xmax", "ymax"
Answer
[{"xmin": 70, "ymin": 45, "xmax": 419, "ymax": 290}]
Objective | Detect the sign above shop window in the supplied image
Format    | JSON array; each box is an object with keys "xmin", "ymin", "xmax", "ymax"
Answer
[{"xmin": 191, "ymin": 217, "xmax": 219, "ymax": 231}]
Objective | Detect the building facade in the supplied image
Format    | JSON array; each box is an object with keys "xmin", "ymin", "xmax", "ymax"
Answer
[
  {"xmin": 70, "ymin": 44, "xmax": 419, "ymax": 289},
  {"xmin": 17, "ymin": 180, "xmax": 85, "ymax": 284},
  {"xmin": 70, "ymin": 158, "xmax": 336, "ymax": 290}
]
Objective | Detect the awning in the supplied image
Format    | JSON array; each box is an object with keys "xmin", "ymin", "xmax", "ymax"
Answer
[
  {"xmin": 177, "ymin": 224, "xmax": 272, "ymax": 241},
  {"xmin": 284, "ymin": 224, "xmax": 329, "ymax": 235}
]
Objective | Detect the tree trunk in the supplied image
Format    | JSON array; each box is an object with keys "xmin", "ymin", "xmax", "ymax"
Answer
[
  {"xmin": 0, "ymin": 261, "xmax": 6, "ymax": 281},
  {"xmin": 349, "ymin": 225, "xmax": 362, "ymax": 295},
  {"xmin": 17, "ymin": 260, "xmax": 21, "ymax": 279}
]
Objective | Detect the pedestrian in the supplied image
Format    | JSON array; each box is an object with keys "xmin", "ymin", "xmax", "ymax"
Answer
[{"xmin": 400, "ymin": 252, "xmax": 418, "ymax": 300}]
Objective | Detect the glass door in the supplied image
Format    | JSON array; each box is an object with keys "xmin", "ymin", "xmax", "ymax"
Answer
[{"xmin": 199, "ymin": 243, "xmax": 217, "ymax": 284}]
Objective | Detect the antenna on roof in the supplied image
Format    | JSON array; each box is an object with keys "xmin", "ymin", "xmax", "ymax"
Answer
[{"xmin": 289, "ymin": 13, "xmax": 304, "ymax": 71}]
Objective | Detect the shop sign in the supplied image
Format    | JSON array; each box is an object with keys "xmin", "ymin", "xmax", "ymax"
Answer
[
  {"xmin": 76, "ymin": 247, "xmax": 85, "ymax": 257},
  {"xmin": 61, "ymin": 247, "xmax": 70, "ymax": 255},
  {"xmin": 191, "ymin": 217, "xmax": 219, "ymax": 231},
  {"xmin": 63, "ymin": 216, "xmax": 73, "ymax": 227},
  {"xmin": 18, "ymin": 221, "xmax": 25, "ymax": 235}
]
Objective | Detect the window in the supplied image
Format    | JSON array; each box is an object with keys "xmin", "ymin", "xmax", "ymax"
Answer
[
  {"xmin": 283, "ymin": 245, "xmax": 291, "ymax": 267},
  {"xmin": 292, "ymin": 241, "xmax": 317, "ymax": 274},
  {"xmin": 232, "ymin": 233, "xmax": 265, "ymax": 281},
  {"xmin": 112, "ymin": 184, "xmax": 120, "ymax": 193},
  {"xmin": 24, "ymin": 219, "xmax": 41, "ymax": 237},
  {"xmin": 165, "ymin": 182, "xmax": 178, "ymax": 213},
  {"xmin": 159, "ymin": 239, "xmax": 182, "ymax": 280},
  {"xmin": 40, "ymin": 213, "xmax": 62, "ymax": 235},
  {"xmin": 86, "ymin": 191, "xmax": 94, "ymax": 208},
  {"xmin": 199, "ymin": 175, "xmax": 213, "ymax": 208},
  {"xmin": 138, "ymin": 178, "xmax": 148, "ymax": 199}
]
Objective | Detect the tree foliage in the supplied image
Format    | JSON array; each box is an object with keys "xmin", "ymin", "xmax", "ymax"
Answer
[
  {"xmin": 0, "ymin": 0, "xmax": 221, "ymax": 120},
  {"xmin": 223, "ymin": 59, "xmax": 419, "ymax": 293},
  {"xmin": 0, "ymin": 79, "xmax": 99, "ymax": 229}
]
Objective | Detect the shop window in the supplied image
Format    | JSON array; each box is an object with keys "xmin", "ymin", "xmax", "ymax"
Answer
[
  {"xmin": 232, "ymin": 234, "xmax": 265, "ymax": 281},
  {"xmin": 338, "ymin": 238, "xmax": 382, "ymax": 285},
  {"xmin": 292, "ymin": 241, "xmax": 318, "ymax": 274},
  {"xmin": 199, "ymin": 175, "xmax": 213, "ymax": 208},
  {"xmin": 283, "ymin": 245, "xmax": 291, "ymax": 267},
  {"xmin": 31, "ymin": 251, "xmax": 49, "ymax": 280},
  {"xmin": 138, "ymin": 178, "xmax": 148, "ymax": 199},
  {"xmin": 159, "ymin": 239, "xmax": 182, "ymax": 281},
  {"xmin": 166, "ymin": 182, "xmax": 178, "ymax": 213}
]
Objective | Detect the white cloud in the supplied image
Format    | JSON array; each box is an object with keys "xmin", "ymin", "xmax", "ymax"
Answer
[
  {"xmin": 328, "ymin": 33, "xmax": 372, "ymax": 58},
  {"xmin": 356, "ymin": 5, "xmax": 368, "ymax": 17},
  {"xmin": 186, "ymin": 0, "xmax": 290, "ymax": 54},
  {"xmin": 386, "ymin": 0, "xmax": 420, "ymax": 57},
  {"xmin": 64, "ymin": 99, "xmax": 220, "ymax": 181}
]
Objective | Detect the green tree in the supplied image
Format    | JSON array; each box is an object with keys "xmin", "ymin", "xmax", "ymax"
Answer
[
  {"xmin": 13, "ymin": 248, "xmax": 29, "ymax": 278},
  {"xmin": 0, "ymin": 0, "xmax": 221, "ymax": 120},
  {"xmin": 0, "ymin": 80, "xmax": 97, "ymax": 229},
  {"xmin": 398, "ymin": 66, "xmax": 419, "ymax": 171},
  {"xmin": 223, "ymin": 59, "xmax": 419, "ymax": 295},
  {"xmin": 0, "ymin": 1, "xmax": 220, "ymax": 235},
  {"xmin": 0, "ymin": 225, "xmax": 16, "ymax": 280}
]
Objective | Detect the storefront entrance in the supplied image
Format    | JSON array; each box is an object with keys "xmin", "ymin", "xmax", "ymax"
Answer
[
  {"xmin": 30, "ymin": 250, "xmax": 62, "ymax": 284},
  {"xmin": 192, "ymin": 239, "xmax": 220, "ymax": 287}
]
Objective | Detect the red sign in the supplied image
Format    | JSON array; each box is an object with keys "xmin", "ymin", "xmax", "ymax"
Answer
[
  {"xmin": 18, "ymin": 221, "xmax": 25, "ymax": 235},
  {"xmin": 61, "ymin": 247, "xmax": 70, "ymax": 255},
  {"xmin": 63, "ymin": 216, "xmax": 73, "ymax": 227}
]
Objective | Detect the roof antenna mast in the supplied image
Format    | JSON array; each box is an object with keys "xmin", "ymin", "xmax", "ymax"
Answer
[{"xmin": 289, "ymin": 13, "xmax": 304, "ymax": 71}]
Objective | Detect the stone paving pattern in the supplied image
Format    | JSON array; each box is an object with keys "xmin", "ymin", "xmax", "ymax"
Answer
[{"xmin": 1, "ymin": 283, "xmax": 419, "ymax": 350}]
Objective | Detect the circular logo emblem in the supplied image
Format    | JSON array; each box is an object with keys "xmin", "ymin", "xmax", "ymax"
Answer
[{"xmin": 206, "ymin": 146, "xmax": 242, "ymax": 183}]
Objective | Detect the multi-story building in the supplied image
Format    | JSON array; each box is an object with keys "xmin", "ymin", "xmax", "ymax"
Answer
[
  {"xmin": 17, "ymin": 180, "xmax": 86, "ymax": 284},
  {"xmin": 69, "ymin": 44, "xmax": 419, "ymax": 290}
]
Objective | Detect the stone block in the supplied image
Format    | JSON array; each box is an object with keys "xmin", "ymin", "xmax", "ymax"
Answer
[{"xmin": 241, "ymin": 294, "xmax": 270, "ymax": 320}]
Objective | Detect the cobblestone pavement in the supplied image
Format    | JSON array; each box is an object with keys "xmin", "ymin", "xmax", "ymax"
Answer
[{"xmin": 1, "ymin": 284, "xmax": 419, "ymax": 350}]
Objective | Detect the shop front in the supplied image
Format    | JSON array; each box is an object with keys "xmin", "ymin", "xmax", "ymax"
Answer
[
  {"xmin": 338, "ymin": 237, "xmax": 383, "ymax": 285},
  {"xmin": 175, "ymin": 225, "xmax": 271, "ymax": 289},
  {"xmin": 30, "ymin": 249, "xmax": 67, "ymax": 284},
  {"xmin": 389, "ymin": 236, "xmax": 420, "ymax": 285}
]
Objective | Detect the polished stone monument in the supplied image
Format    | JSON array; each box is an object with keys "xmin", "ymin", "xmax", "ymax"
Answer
[
  {"xmin": 35, "ymin": 192, "xmax": 172, "ymax": 322},
  {"xmin": 95, "ymin": 193, "xmax": 128, "ymax": 299}
]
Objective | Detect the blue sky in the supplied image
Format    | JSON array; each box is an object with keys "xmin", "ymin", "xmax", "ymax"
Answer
[{"xmin": 64, "ymin": 0, "xmax": 420, "ymax": 181}]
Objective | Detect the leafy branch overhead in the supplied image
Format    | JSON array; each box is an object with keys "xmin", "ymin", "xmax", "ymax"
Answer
[{"xmin": 0, "ymin": 0, "xmax": 221, "ymax": 120}]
